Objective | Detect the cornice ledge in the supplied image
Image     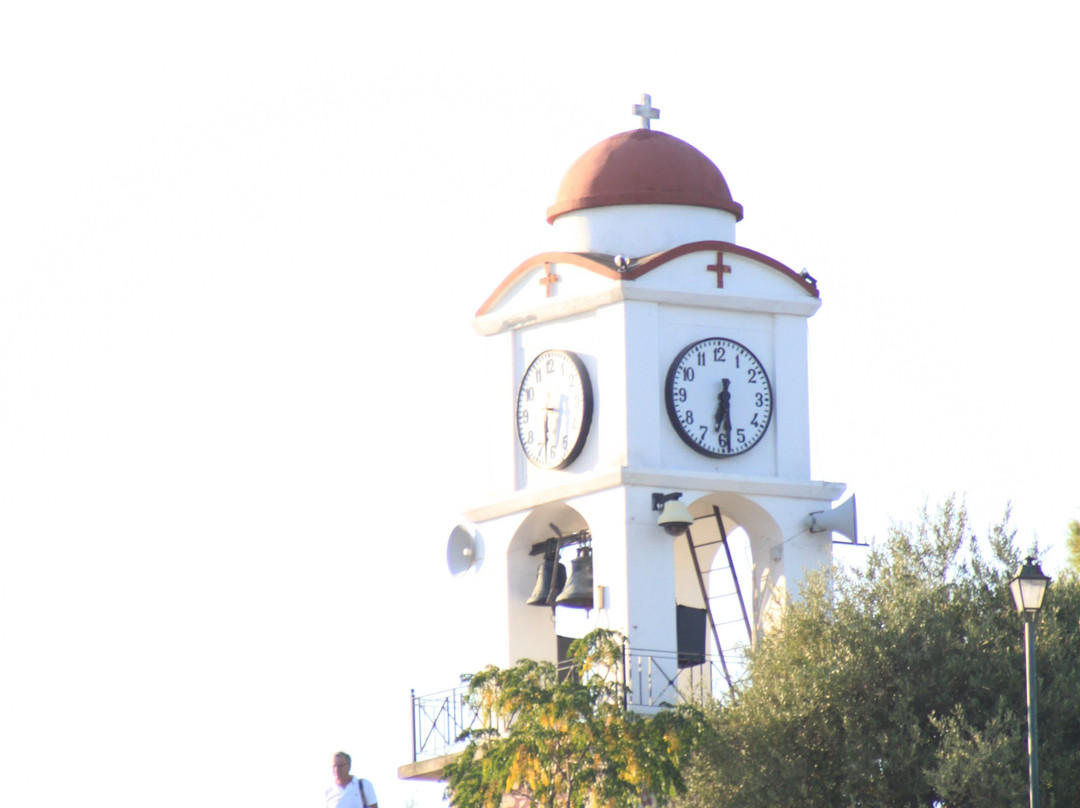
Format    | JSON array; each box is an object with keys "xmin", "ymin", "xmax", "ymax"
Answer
[
  {"xmin": 464, "ymin": 469, "xmax": 626, "ymax": 522},
  {"xmin": 619, "ymin": 469, "xmax": 847, "ymax": 501},
  {"xmin": 398, "ymin": 751, "xmax": 462, "ymax": 782},
  {"xmin": 464, "ymin": 468, "xmax": 846, "ymax": 522},
  {"xmin": 472, "ymin": 288, "xmax": 628, "ymax": 336},
  {"xmin": 619, "ymin": 286, "xmax": 821, "ymax": 316},
  {"xmin": 472, "ymin": 286, "xmax": 820, "ymax": 336}
]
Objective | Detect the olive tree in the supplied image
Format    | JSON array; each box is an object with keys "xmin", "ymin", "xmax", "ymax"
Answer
[{"xmin": 676, "ymin": 498, "xmax": 1080, "ymax": 807}]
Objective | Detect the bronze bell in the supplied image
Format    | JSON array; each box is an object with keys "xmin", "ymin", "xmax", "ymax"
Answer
[
  {"xmin": 555, "ymin": 546, "xmax": 593, "ymax": 609},
  {"xmin": 527, "ymin": 551, "xmax": 566, "ymax": 606}
]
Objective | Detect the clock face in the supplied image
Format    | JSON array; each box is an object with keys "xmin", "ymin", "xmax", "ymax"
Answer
[
  {"xmin": 664, "ymin": 337, "xmax": 773, "ymax": 457},
  {"xmin": 516, "ymin": 350, "xmax": 593, "ymax": 470}
]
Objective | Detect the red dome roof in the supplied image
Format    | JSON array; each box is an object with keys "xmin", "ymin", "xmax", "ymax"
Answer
[{"xmin": 546, "ymin": 129, "xmax": 743, "ymax": 224}]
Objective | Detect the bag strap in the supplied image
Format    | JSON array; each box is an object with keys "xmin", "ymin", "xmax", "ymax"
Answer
[{"xmin": 358, "ymin": 778, "xmax": 368, "ymax": 808}]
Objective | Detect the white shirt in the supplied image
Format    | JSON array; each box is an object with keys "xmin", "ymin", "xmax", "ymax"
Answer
[{"xmin": 325, "ymin": 777, "xmax": 377, "ymax": 808}]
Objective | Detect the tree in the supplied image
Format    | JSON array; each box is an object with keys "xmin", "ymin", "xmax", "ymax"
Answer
[
  {"xmin": 1066, "ymin": 518, "xmax": 1080, "ymax": 573},
  {"xmin": 675, "ymin": 498, "xmax": 1080, "ymax": 807},
  {"xmin": 444, "ymin": 629, "xmax": 706, "ymax": 808}
]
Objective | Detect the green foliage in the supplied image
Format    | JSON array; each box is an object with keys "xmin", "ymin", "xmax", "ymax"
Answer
[
  {"xmin": 675, "ymin": 497, "xmax": 1080, "ymax": 808},
  {"xmin": 444, "ymin": 629, "xmax": 706, "ymax": 808},
  {"xmin": 1067, "ymin": 519, "xmax": 1080, "ymax": 573}
]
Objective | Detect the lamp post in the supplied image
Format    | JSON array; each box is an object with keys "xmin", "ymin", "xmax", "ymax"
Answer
[{"xmin": 1009, "ymin": 556, "xmax": 1051, "ymax": 808}]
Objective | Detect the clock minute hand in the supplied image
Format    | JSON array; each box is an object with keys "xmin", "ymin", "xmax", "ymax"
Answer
[
  {"xmin": 545, "ymin": 401, "xmax": 561, "ymax": 452},
  {"xmin": 542, "ymin": 402, "xmax": 550, "ymax": 456},
  {"xmin": 548, "ymin": 399, "xmax": 561, "ymax": 431},
  {"xmin": 714, "ymin": 378, "xmax": 732, "ymax": 448}
]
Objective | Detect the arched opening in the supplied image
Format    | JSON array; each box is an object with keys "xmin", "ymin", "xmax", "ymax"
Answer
[
  {"xmin": 506, "ymin": 503, "xmax": 593, "ymax": 665},
  {"xmin": 672, "ymin": 494, "xmax": 778, "ymax": 692}
]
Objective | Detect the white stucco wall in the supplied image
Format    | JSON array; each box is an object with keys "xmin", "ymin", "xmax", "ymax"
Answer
[
  {"xmin": 455, "ymin": 201, "xmax": 846, "ymax": 687},
  {"xmin": 550, "ymin": 204, "xmax": 737, "ymax": 255}
]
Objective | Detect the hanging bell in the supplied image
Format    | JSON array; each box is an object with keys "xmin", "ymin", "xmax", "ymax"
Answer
[
  {"xmin": 555, "ymin": 546, "xmax": 593, "ymax": 609},
  {"xmin": 526, "ymin": 551, "xmax": 566, "ymax": 606}
]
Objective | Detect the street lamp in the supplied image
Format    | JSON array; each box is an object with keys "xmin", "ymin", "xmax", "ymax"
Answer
[{"xmin": 1009, "ymin": 556, "xmax": 1051, "ymax": 808}]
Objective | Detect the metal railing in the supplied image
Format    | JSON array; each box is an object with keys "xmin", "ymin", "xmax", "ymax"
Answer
[
  {"xmin": 623, "ymin": 648, "xmax": 740, "ymax": 709},
  {"xmin": 408, "ymin": 648, "xmax": 742, "ymax": 762},
  {"xmin": 409, "ymin": 683, "xmax": 487, "ymax": 762}
]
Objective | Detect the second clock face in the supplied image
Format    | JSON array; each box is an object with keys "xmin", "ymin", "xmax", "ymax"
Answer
[
  {"xmin": 665, "ymin": 337, "xmax": 773, "ymax": 457},
  {"xmin": 516, "ymin": 350, "xmax": 593, "ymax": 470}
]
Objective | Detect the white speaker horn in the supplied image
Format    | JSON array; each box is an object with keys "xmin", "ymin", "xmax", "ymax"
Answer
[
  {"xmin": 447, "ymin": 524, "xmax": 485, "ymax": 576},
  {"xmin": 807, "ymin": 495, "xmax": 858, "ymax": 543}
]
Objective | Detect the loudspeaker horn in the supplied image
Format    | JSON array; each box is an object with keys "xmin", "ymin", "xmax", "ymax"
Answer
[
  {"xmin": 447, "ymin": 524, "xmax": 485, "ymax": 576},
  {"xmin": 807, "ymin": 495, "xmax": 858, "ymax": 543}
]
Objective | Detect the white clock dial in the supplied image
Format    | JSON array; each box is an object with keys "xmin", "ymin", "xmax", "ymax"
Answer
[
  {"xmin": 516, "ymin": 350, "xmax": 593, "ymax": 470},
  {"xmin": 665, "ymin": 337, "xmax": 773, "ymax": 457}
]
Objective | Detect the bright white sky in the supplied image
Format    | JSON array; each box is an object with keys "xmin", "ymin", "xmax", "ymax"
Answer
[{"xmin": 2, "ymin": 2, "xmax": 1078, "ymax": 807}]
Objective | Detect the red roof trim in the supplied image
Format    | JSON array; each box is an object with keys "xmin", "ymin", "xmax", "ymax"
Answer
[
  {"xmin": 475, "ymin": 241, "xmax": 818, "ymax": 316},
  {"xmin": 546, "ymin": 191, "xmax": 744, "ymax": 224}
]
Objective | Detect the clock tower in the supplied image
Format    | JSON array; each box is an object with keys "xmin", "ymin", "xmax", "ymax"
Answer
[{"xmin": 453, "ymin": 98, "xmax": 848, "ymax": 707}]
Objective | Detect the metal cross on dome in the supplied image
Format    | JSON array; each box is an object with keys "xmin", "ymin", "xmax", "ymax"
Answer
[{"xmin": 633, "ymin": 94, "xmax": 660, "ymax": 129}]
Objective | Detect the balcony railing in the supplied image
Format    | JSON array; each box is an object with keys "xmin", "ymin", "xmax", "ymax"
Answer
[
  {"xmin": 408, "ymin": 648, "xmax": 741, "ymax": 763},
  {"xmin": 409, "ymin": 682, "xmax": 487, "ymax": 763}
]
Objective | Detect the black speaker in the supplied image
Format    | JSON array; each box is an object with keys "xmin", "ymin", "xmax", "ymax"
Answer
[
  {"xmin": 556, "ymin": 634, "xmax": 578, "ymax": 683},
  {"xmin": 677, "ymin": 605, "xmax": 707, "ymax": 668}
]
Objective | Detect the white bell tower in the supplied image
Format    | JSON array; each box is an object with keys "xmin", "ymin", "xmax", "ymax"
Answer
[{"xmin": 454, "ymin": 98, "xmax": 848, "ymax": 705}]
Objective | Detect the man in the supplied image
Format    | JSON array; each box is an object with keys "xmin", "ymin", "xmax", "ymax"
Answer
[{"xmin": 326, "ymin": 751, "xmax": 378, "ymax": 808}]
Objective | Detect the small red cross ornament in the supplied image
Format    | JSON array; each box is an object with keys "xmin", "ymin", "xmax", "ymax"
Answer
[
  {"xmin": 539, "ymin": 263, "xmax": 560, "ymax": 297},
  {"xmin": 706, "ymin": 252, "xmax": 731, "ymax": 288}
]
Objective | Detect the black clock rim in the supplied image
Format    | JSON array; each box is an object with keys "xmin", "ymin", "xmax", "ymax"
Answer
[
  {"xmin": 516, "ymin": 349, "xmax": 594, "ymax": 470},
  {"xmin": 664, "ymin": 337, "xmax": 773, "ymax": 459}
]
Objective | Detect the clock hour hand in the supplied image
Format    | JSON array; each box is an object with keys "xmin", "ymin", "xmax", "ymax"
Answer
[
  {"xmin": 714, "ymin": 378, "xmax": 732, "ymax": 448},
  {"xmin": 542, "ymin": 402, "xmax": 550, "ymax": 456},
  {"xmin": 544, "ymin": 399, "xmax": 561, "ymax": 456}
]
